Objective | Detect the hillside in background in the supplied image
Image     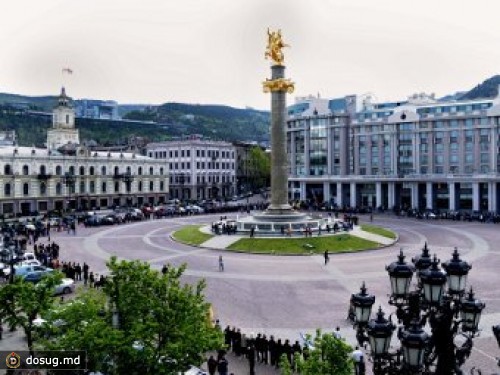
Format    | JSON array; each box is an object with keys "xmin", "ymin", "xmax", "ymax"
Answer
[
  {"xmin": 0, "ymin": 92, "xmax": 270, "ymax": 146},
  {"xmin": 459, "ymin": 75, "xmax": 500, "ymax": 100}
]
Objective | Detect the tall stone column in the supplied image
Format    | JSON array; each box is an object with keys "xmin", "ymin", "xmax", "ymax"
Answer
[{"xmin": 267, "ymin": 65, "xmax": 293, "ymax": 213}]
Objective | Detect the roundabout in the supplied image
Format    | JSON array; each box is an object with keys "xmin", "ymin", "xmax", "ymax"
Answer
[{"xmin": 49, "ymin": 213, "xmax": 500, "ymax": 373}]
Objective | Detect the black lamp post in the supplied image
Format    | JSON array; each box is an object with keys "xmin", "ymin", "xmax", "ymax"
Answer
[
  {"xmin": 61, "ymin": 172, "xmax": 76, "ymax": 211},
  {"xmin": 349, "ymin": 246, "xmax": 487, "ymax": 374}
]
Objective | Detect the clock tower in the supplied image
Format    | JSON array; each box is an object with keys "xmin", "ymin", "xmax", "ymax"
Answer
[{"xmin": 47, "ymin": 87, "xmax": 80, "ymax": 151}]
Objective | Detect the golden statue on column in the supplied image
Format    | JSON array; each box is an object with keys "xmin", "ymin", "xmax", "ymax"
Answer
[{"xmin": 263, "ymin": 29, "xmax": 295, "ymax": 94}]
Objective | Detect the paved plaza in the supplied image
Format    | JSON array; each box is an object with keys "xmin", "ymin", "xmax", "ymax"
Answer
[{"xmin": 4, "ymin": 213, "xmax": 500, "ymax": 374}]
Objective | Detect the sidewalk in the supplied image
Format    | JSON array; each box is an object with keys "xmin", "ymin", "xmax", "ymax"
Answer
[{"xmin": 201, "ymin": 351, "xmax": 280, "ymax": 375}]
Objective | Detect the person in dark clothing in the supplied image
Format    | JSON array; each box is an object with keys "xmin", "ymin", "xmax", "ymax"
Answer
[
  {"xmin": 324, "ymin": 250, "xmax": 330, "ymax": 265},
  {"xmin": 268, "ymin": 335, "xmax": 276, "ymax": 366},
  {"xmin": 234, "ymin": 329, "xmax": 242, "ymax": 356},
  {"xmin": 217, "ymin": 356, "xmax": 228, "ymax": 375},
  {"xmin": 161, "ymin": 264, "xmax": 168, "ymax": 275},
  {"xmin": 283, "ymin": 339, "xmax": 292, "ymax": 364},
  {"xmin": 75, "ymin": 263, "xmax": 82, "ymax": 281},
  {"xmin": 261, "ymin": 334, "xmax": 269, "ymax": 364},
  {"xmin": 224, "ymin": 326, "xmax": 232, "ymax": 351},
  {"xmin": 89, "ymin": 272, "xmax": 95, "ymax": 288},
  {"xmin": 247, "ymin": 343, "xmax": 256, "ymax": 375},
  {"xmin": 275, "ymin": 339, "xmax": 283, "ymax": 368},
  {"xmin": 292, "ymin": 340, "xmax": 302, "ymax": 368},
  {"xmin": 207, "ymin": 355, "xmax": 217, "ymax": 375}
]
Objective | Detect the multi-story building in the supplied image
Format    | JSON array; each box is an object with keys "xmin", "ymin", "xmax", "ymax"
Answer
[
  {"xmin": 0, "ymin": 88, "xmax": 168, "ymax": 217},
  {"xmin": 287, "ymin": 88, "xmax": 500, "ymax": 213},
  {"xmin": 75, "ymin": 99, "xmax": 120, "ymax": 120},
  {"xmin": 233, "ymin": 141, "xmax": 269, "ymax": 194},
  {"xmin": 147, "ymin": 140, "xmax": 236, "ymax": 200}
]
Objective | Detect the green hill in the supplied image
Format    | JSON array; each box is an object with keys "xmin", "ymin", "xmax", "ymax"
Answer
[{"xmin": 459, "ymin": 75, "xmax": 500, "ymax": 100}]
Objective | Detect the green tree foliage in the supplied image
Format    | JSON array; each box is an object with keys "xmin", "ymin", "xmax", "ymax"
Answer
[
  {"xmin": 291, "ymin": 330, "xmax": 353, "ymax": 375},
  {"xmin": 248, "ymin": 146, "xmax": 271, "ymax": 189},
  {"xmin": 39, "ymin": 258, "xmax": 223, "ymax": 375},
  {"xmin": 0, "ymin": 272, "xmax": 62, "ymax": 355}
]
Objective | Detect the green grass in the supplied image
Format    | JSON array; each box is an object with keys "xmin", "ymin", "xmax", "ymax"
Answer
[
  {"xmin": 172, "ymin": 225, "xmax": 214, "ymax": 245},
  {"xmin": 360, "ymin": 224, "xmax": 397, "ymax": 239},
  {"xmin": 226, "ymin": 234, "xmax": 381, "ymax": 255}
]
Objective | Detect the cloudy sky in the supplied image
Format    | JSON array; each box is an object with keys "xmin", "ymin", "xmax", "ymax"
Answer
[{"xmin": 1, "ymin": 0, "xmax": 500, "ymax": 109}]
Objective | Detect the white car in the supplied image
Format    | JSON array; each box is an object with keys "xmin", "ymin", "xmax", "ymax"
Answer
[
  {"xmin": 53, "ymin": 278, "xmax": 75, "ymax": 295},
  {"xmin": 14, "ymin": 264, "xmax": 52, "ymax": 277},
  {"xmin": 16, "ymin": 252, "xmax": 37, "ymax": 262}
]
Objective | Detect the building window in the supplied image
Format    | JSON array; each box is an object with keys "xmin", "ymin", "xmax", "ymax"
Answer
[
  {"xmin": 149, "ymin": 167, "xmax": 154, "ymax": 175},
  {"xmin": 39, "ymin": 165, "xmax": 46, "ymax": 175},
  {"xmin": 114, "ymin": 181, "xmax": 119, "ymax": 193},
  {"xmin": 160, "ymin": 167, "xmax": 164, "ymax": 175},
  {"xmin": 79, "ymin": 166, "xmax": 85, "ymax": 175},
  {"xmin": 4, "ymin": 164, "xmax": 12, "ymax": 175},
  {"xmin": 4, "ymin": 183, "xmax": 11, "ymax": 196},
  {"xmin": 69, "ymin": 166, "xmax": 75, "ymax": 175},
  {"xmin": 114, "ymin": 166, "xmax": 119, "ymax": 175},
  {"xmin": 138, "ymin": 181, "xmax": 143, "ymax": 192},
  {"xmin": 89, "ymin": 166, "xmax": 95, "ymax": 175},
  {"xmin": 160, "ymin": 181, "xmax": 164, "ymax": 191},
  {"xmin": 80, "ymin": 181, "xmax": 85, "ymax": 193},
  {"xmin": 101, "ymin": 166, "xmax": 107, "ymax": 175},
  {"xmin": 66, "ymin": 114, "xmax": 69, "ymax": 124},
  {"xmin": 23, "ymin": 165, "xmax": 29, "ymax": 175},
  {"xmin": 40, "ymin": 182, "xmax": 47, "ymax": 196},
  {"xmin": 149, "ymin": 181, "xmax": 154, "ymax": 191},
  {"xmin": 138, "ymin": 167, "xmax": 143, "ymax": 175},
  {"xmin": 90, "ymin": 181, "xmax": 95, "ymax": 193},
  {"xmin": 102, "ymin": 182, "xmax": 107, "ymax": 193},
  {"xmin": 23, "ymin": 183, "xmax": 29, "ymax": 196},
  {"xmin": 56, "ymin": 165, "xmax": 62, "ymax": 175},
  {"xmin": 56, "ymin": 183, "xmax": 62, "ymax": 195},
  {"xmin": 126, "ymin": 166, "xmax": 131, "ymax": 174}
]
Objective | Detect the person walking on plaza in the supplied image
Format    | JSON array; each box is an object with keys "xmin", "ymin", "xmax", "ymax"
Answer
[
  {"xmin": 207, "ymin": 355, "xmax": 217, "ymax": 375},
  {"xmin": 247, "ymin": 343, "xmax": 256, "ymax": 375},
  {"xmin": 217, "ymin": 355, "xmax": 229, "ymax": 375},
  {"xmin": 324, "ymin": 250, "xmax": 330, "ymax": 265},
  {"xmin": 352, "ymin": 346, "xmax": 364, "ymax": 375},
  {"xmin": 218, "ymin": 255, "xmax": 224, "ymax": 272}
]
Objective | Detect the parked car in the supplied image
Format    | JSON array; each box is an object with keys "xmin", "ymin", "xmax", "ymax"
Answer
[
  {"xmin": 53, "ymin": 278, "xmax": 76, "ymax": 295},
  {"xmin": 84, "ymin": 215, "xmax": 102, "ymax": 227},
  {"xmin": 23, "ymin": 267, "xmax": 54, "ymax": 283},
  {"xmin": 100, "ymin": 215, "xmax": 117, "ymax": 225},
  {"xmin": 15, "ymin": 264, "xmax": 53, "ymax": 277}
]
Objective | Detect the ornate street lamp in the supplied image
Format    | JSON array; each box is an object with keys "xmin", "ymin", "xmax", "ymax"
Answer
[
  {"xmin": 442, "ymin": 247, "xmax": 471, "ymax": 295},
  {"xmin": 366, "ymin": 307, "xmax": 395, "ymax": 357},
  {"xmin": 460, "ymin": 288, "xmax": 485, "ymax": 332},
  {"xmin": 386, "ymin": 249, "xmax": 415, "ymax": 300},
  {"xmin": 419, "ymin": 255, "xmax": 447, "ymax": 305},
  {"xmin": 349, "ymin": 245, "xmax": 487, "ymax": 374},
  {"xmin": 399, "ymin": 320, "xmax": 429, "ymax": 370},
  {"xmin": 412, "ymin": 242, "xmax": 432, "ymax": 285},
  {"xmin": 350, "ymin": 282, "xmax": 375, "ymax": 326}
]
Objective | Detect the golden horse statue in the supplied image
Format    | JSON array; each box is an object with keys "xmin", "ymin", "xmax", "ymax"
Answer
[{"xmin": 265, "ymin": 28, "xmax": 289, "ymax": 65}]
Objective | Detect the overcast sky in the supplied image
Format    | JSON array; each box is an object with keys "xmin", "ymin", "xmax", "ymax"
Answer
[{"xmin": 1, "ymin": 0, "xmax": 500, "ymax": 109}]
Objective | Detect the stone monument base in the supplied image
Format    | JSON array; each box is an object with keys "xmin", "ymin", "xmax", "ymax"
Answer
[{"xmin": 236, "ymin": 209, "xmax": 327, "ymax": 234}]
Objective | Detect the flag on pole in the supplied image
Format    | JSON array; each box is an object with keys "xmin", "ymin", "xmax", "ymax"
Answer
[{"xmin": 62, "ymin": 68, "xmax": 73, "ymax": 74}]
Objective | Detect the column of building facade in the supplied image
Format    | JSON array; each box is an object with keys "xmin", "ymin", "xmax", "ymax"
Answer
[
  {"xmin": 304, "ymin": 122, "xmax": 310, "ymax": 176},
  {"xmin": 458, "ymin": 121, "xmax": 465, "ymax": 174},
  {"xmin": 411, "ymin": 183, "xmax": 419, "ymax": 209},
  {"xmin": 323, "ymin": 182, "xmax": 331, "ymax": 203},
  {"xmin": 299, "ymin": 181, "xmax": 306, "ymax": 201},
  {"xmin": 472, "ymin": 182, "xmax": 480, "ymax": 211},
  {"xmin": 350, "ymin": 182, "xmax": 356, "ymax": 207},
  {"xmin": 336, "ymin": 182, "xmax": 343, "ymax": 207},
  {"xmin": 326, "ymin": 125, "xmax": 333, "ymax": 175},
  {"xmin": 488, "ymin": 182, "xmax": 497, "ymax": 212},
  {"xmin": 375, "ymin": 182, "xmax": 382, "ymax": 208},
  {"xmin": 473, "ymin": 122, "xmax": 480, "ymax": 173},
  {"xmin": 490, "ymin": 118, "xmax": 497, "ymax": 173},
  {"xmin": 388, "ymin": 182, "xmax": 395, "ymax": 208},
  {"xmin": 426, "ymin": 182, "xmax": 433, "ymax": 210},
  {"xmin": 448, "ymin": 182, "xmax": 456, "ymax": 211}
]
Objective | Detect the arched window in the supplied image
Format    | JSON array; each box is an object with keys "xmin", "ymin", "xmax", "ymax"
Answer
[
  {"xmin": 138, "ymin": 181, "xmax": 143, "ymax": 192},
  {"xmin": 56, "ymin": 183, "xmax": 62, "ymax": 195},
  {"xmin": 149, "ymin": 167, "xmax": 154, "ymax": 175},
  {"xmin": 126, "ymin": 166, "xmax": 131, "ymax": 174},
  {"xmin": 23, "ymin": 183, "xmax": 29, "ymax": 196},
  {"xmin": 4, "ymin": 164, "xmax": 12, "ymax": 175},
  {"xmin": 23, "ymin": 165, "xmax": 29, "ymax": 175},
  {"xmin": 102, "ymin": 182, "xmax": 107, "ymax": 193},
  {"xmin": 114, "ymin": 166, "xmax": 119, "ymax": 175},
  {"xmin": 160, "ymin": 181, "xmax": 164, "ymax": 191},
  {"xmin": 114, "ymin": 181, "xmax": 120, "ymax": 192},
  {"xmin": 149, "ymin": 181, "xmax": 154, "ymax": 191},
  {"xmin": 79, "ymin": 166, "xmax": 85, "ymax": 176},
  {"xmin": 101, "ymin": 166, "xmax": 107, "ymax": 176},
  {"xmin": 138, "ymin": 167, "xmax": 143, "ymax": 175},
  {"xmin": 69, "ymin": 166, "xmax": 75, "ymax": 175},
  {"xmin": 55, "ymin": 165, "xmax": 62, "ymax": 175},
  {"xmin": 4, "ymin": 183, "xmax": 11, "ymax": 196},
  {"xmin": 40, "ymin": 182, "xmax": 47, "ymax": 195},
  {"xmin": 39, "ymin": 165, "xmax": 46, "ymax": 175},
  {"xmin": 160, "ymin": 167, "xmax": 164, "ymax": 175},
  {"xmin": 89, "ymin": 166, "xmax": 95, "ymax": 175}
]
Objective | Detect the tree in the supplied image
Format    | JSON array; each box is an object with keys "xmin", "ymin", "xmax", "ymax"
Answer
[
  {"xmin": 39, "ymin": 258, "xmax": 223, "ymax": 374},
  {"xmin": 291, "ymin": 330, "xmax": 354, "ymax": 375},
  {"xmin": 0, "ymin": 272, "xmax": 62, "ymax": 356},
  {"xmin": 248, "ymin": 146, "xmax": 271, "ymax": 190}
]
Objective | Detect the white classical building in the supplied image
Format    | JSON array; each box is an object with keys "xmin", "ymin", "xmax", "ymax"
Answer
[
  {"xmin": 147, "ymin": 139, "xmax": 236, "ymax": 200},
  {"xmin": 0, "ymin": 88, "xmax": 168, "ymax": 217}
]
